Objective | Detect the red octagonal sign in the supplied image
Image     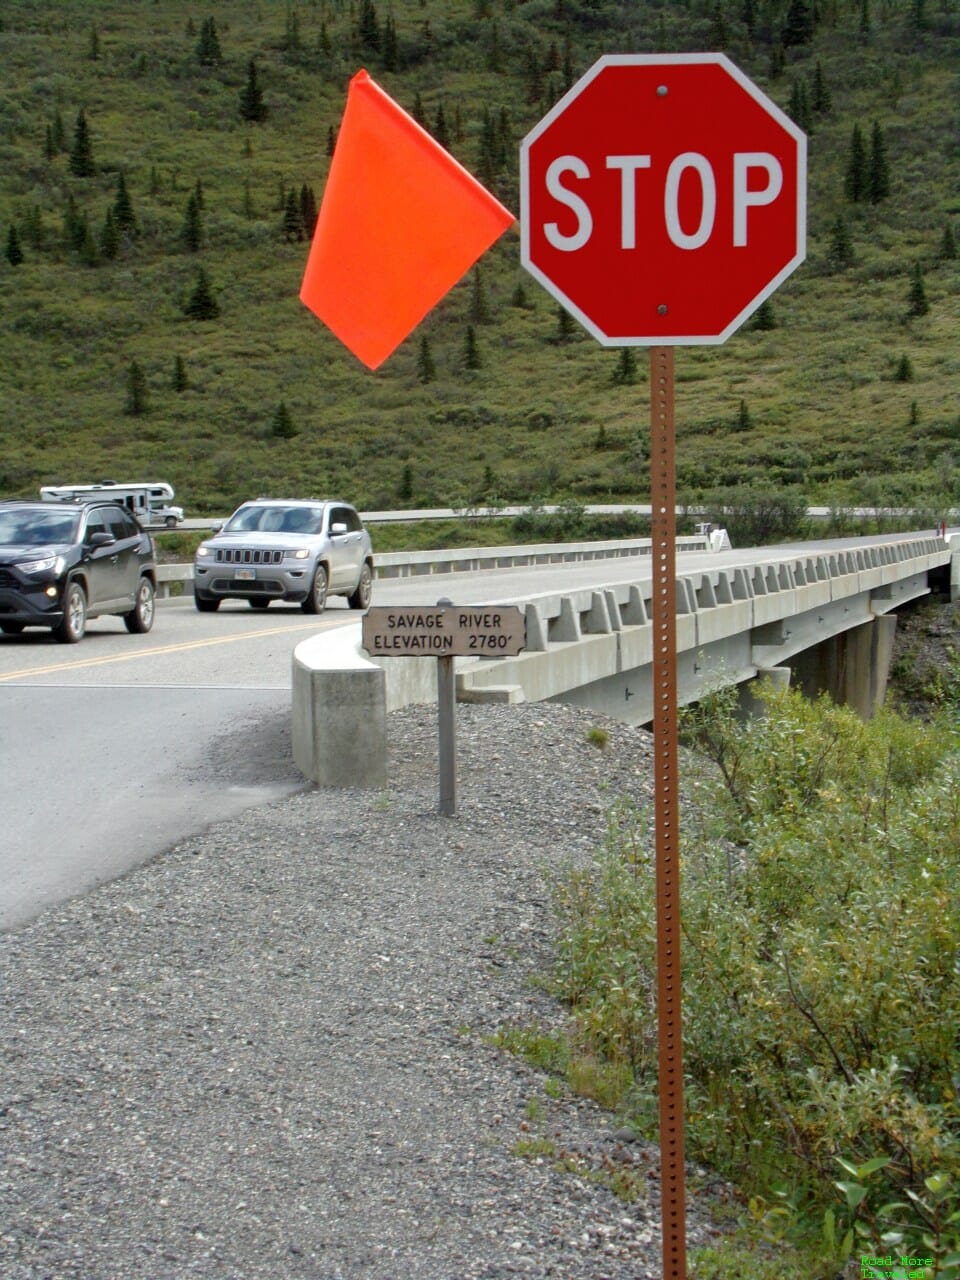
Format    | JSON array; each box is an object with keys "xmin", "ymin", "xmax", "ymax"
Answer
[{"xmin": 520, "ymin": 54, "xmax": 806, "ymax": 345}]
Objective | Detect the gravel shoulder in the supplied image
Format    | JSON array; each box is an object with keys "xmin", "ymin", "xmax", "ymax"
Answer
[{"xmin": 1, "ymin": 702, "xmax": 721, "ymax": 1279}]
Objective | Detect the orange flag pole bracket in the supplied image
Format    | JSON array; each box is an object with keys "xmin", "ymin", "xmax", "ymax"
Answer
[{"xmin": 300, "ymin": 69, "xmax": 516, "ymax": 370}]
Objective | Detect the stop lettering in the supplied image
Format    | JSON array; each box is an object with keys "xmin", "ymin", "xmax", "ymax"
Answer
[{"xmin": 520, "ymin": 54, "xmax": 807, "ymax": 345}]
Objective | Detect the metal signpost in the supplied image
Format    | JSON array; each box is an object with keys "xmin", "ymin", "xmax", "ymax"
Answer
[
  {"xmin": 362, "ymin": 602, "xmax": 526, "ymax": 816},
  {"xmin": 520, "ymin": 53, "xmax": 806, "ymax": 1280}
]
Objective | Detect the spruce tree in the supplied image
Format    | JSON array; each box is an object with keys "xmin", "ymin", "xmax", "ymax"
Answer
[
  {"xmin": 125, "ymin": 361, "xmax": 148, "ymax": 415},
  {"xmin": 88, "ymin": 26, "xmax": 100, "ymax": 60},
  {"xmin": 750, "ymin": 298, "xmax": 778, "ymax": 329},
  {"xmin": 708, "ymin": 4, "xmax": 728, "ymax": 48},
  {"xmin": 789, "ymin": 79, "xmax": 811, "ymax": 133},
  {"xmin": 24, "ymin": 206, "xmax": 44, "ymax": 249},
  {"xmin": 828, "ymin": 215, "xmax": 855, "ymax": 270},
  {"xmin": 185, "ymin": 266, "xmax": 219, "ymax": 319},
  {"xmin": 239, "ymin": 60, "xmax": 267, "ymax": 122},
  {"xmin": 5, "ymin": 224, "xmax": 24, "ymax": 267},
  {"xmin": 555, "ymin": 306, "xmax": 576, "ymax": 343},
  {"xmin": 433, "ymin": 103, "xmax": 449, "ymax": 149},
  {"xmin": 283, "ymin": 9, "xmax": 302, "ymax": 53},
  {"xmin": 416, "ymin": 336, "xmax": 436, "ymax": 384},
  {"xmin": 43, "ymin": 124, "xmax": 56, "ymax": 162},
  {"xmin": 99, "ymin": 207, "xmax": 120, "ymax": 260},
  {"xmin": 894, "ymin": 353, "xmax": 914, "ymax": 382},
  {"xmin": 113, "ymin": 172, "xmax": 137, "ymax": 237},
  {"xmin": 300, "ymin": 184, "xmax": 317, "ymax": 238},
  {"xmin": 69, "ymin": 108, "xmax": 95, "ymax": 177},
  {"xmin": 781, "ymin": 0, "xmax": 813, "ymax": 46},
  {"xmin": 907, "ymin": 264, "xmax": 929, "ymax": 317},
  {"xmin": 939, "ymin": 222, "xmax": 957, "ymax": 261},
  {"xmin": 271, "ymin": 402, "xmax": 297, "ymax": 439},
  {"xmin": 358, "ymin": 0, "xmax": 381, "ymax": 53},
  {"xmin": 811, "ymin": 61, "xmax": 832, "ymax": 114},
  {"xmin": 196, "ymin": 17, "xmax": 222, "ymax": 65},
  {"xmin": 734, "ymin": 399, "xmax": 752, "ymax": 432},
  {"xmin": 612, "ymin": 348, "xmax": 637, "ymax": 386},
  {"xmin": 844, "ymin": 124, "xmax": 868, "ymax": 202},
  {"xmin": 382, "ymin": 15, "xmax": 398, "ymax": 70},
  {"xmin": 182, "ymin": 190, "xmax": 203, "ymax": 251},
  {"xmin": 469, "ymin": 268, "xmax": 490, "ymax": 323},
  {"xmin": 399, "ymin": 465, "xmax": 414, "ymax": 503},
  {"xmin": 868, "ymin": 121, "xmax": 890, "ymax": 203},
  {"xmin": 283, "ymin": 189, "xmax": 304, "ymax": 242},
  {"xmin": 172, "ymin": 355, "xmax": 188, "ymax": 392},
  {"xmin": 79, "ymin": 219, "xmax": 98, "ymax": 266},
  {"xmin": 464, "ymin": 325, "xmax": 481, "ymax": 370},
  {"xmin": 51, "ymin": 109, "xmax": 66, "ymax": 152},
  {"xmin": 63, "ymin": 195, "xmax": 86, "ymax": 252}
]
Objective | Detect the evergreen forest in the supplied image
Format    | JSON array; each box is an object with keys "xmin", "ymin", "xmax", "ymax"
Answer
[{"xmin": 0, "ymin": 0, "xmax": 957, "ymax": 517}]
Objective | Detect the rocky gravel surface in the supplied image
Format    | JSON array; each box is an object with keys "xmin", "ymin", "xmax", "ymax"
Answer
[{"xmin": 1, "ymin": 702, "xmax": 722, "ymax": 1279}]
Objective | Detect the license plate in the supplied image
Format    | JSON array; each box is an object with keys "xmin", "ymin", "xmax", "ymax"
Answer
[{"xmin": 235, "ymin": 568, "xmax": 256, "ymax": 581}]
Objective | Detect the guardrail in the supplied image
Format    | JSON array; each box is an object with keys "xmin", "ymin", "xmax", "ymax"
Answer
[{"xmin": 155, "ymin": 532, "xmax": 717, "ymax": 598}]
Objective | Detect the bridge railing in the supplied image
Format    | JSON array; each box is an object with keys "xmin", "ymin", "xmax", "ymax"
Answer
[{"xmin": 155, "ymin": 532, "xmax": 714, "ymax": 597}]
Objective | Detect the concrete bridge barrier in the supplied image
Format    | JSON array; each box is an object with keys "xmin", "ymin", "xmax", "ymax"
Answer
[{"xmin": 292, "ymin": 533, "xmax": 955, "ymax": 787}]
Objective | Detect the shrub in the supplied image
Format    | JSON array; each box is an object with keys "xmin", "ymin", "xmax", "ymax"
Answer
[{"xmin": 553, "ymin": 685, "xmax": 960, "ymax": 1269}]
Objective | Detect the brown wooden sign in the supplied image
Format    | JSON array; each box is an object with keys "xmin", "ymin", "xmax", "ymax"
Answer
[{"xmin": 362, "ymin": 605, "xmax": 526, "ymax": 658}]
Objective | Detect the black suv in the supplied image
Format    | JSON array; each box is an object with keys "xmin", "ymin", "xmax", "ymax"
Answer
[{"xmin": 0, "ymin": 500, "xmax": 157, "ymax": 643}]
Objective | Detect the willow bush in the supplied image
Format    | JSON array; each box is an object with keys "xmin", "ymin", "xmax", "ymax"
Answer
[{"xmin": 553, "ymin": 685, "xmax": 960, "ymax": 1271}]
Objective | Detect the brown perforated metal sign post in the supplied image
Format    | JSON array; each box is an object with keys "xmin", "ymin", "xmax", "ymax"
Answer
[{"xmin": 650, "ymin": 346, "xmax": 687, "ymax": 1280}]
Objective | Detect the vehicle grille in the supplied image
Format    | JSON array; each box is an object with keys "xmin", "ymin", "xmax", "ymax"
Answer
[
  {"xmin": 0, "ymin": 569, "xmax": 19, "ymax": 588},
  {"xmin": 215, "ymin": 548, "xmax": 285, "ymax": 565},
  {"xmin": 211, "ymin": 578, "xmax": 285, "ymax": 595}
]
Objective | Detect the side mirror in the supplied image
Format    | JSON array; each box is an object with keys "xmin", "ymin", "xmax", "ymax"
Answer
[
  {"xmin": 330, "ymin": 522, "xmax": 348, "ymax": 536},
  {"xmin": 88, "ymin": 531, "xmax": 115, "ymax": 548}
]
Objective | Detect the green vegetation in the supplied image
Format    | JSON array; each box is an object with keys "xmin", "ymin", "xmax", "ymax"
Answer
[
  {"xmin": 0, "ymin": 2, "xmax": 956, "ymax": 516},
  {"xmin": 545, "ymin": 684, "xmax": 960, "ymax": 1276}
]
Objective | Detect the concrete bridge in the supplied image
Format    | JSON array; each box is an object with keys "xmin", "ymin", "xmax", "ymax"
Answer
[{"xmin": 292, "ymin": 531, "xmax": 957, "ymax": 788}]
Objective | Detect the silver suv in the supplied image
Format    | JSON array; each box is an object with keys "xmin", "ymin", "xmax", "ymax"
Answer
[{"xmin": 193, "ymin": 499, "xmax": 373, "ymax": 613}]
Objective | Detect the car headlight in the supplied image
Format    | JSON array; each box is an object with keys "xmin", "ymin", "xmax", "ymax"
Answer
[
  {"xmin": 291, "ymin": 548, "xmax": 310, "ymax": 559},
  {"xmin": 18, "ymin": 555, "xmax": 64, "ymax": 575},
  {"xmin": 196, "ymin": 543, "xmax": 212, "ymax": 558}
]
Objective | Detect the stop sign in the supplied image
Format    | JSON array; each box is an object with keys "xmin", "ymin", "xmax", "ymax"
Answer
[{"xmin": 520, "ymin": 53, "xmax": 806, "ymax": 345}]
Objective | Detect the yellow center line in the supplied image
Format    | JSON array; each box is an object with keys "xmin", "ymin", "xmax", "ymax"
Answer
[{"xmin": 0, "ymin": 619, "xmax": 341, "ymax": 683}]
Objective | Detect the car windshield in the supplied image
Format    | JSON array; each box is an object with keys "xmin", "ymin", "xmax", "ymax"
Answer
[
  {"xmin": 224, "ymin": 505, "xmax": 326, "ymax": 535},
  {"xmin": 0, "ymin": 509, "xmax": 80, "ymax": 546}
]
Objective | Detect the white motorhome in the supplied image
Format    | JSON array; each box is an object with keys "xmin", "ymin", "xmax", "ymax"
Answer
[{"xmin": 40, "ymin": 482, "xmax": 184, "ymax": 528}]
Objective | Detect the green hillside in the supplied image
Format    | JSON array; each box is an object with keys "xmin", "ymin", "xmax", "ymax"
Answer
[{"xmin": 1, "ymin": 0, "xmax": 957, "ymax": 517}]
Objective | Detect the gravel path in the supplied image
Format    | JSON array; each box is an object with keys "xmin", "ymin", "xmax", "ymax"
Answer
[{"xmin": 1, "ymin": 702, "xmax": 721, "ymax": 1279}]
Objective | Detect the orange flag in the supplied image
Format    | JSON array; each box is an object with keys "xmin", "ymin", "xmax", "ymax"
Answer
[{"xmin": 300, "ymin": 69, "xmax": 515, "ymax": 370}]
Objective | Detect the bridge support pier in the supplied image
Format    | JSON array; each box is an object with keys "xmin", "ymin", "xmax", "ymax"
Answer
[{"xmin": 790, "ymin": 614, "xmax": 897, "ymax": 719}]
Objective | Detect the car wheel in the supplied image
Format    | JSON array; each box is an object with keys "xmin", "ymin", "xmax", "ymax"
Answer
[
  {"xmin": 302, "ymin": 564, "xmax": 328, "ymax": 614},
  {"xmin": 53, "ymin": 580, "xmax": 87, "ymax": 643},
  {"xmin": 165, "ymin": 516, "xmax": 177, "ymax": 529},
  {"xmin": 348, "ymin": 562, "xmax": 373, "ymax": 610},
  {"xmin": 124, "ymin": 577, "xmax": 155, "ymax": 634},
  {"xmin": 249, "ymin": 596, "xmax": 270, "ymax": 610},
  {"xmin": 0, "ymin": 622, "xmax": 25, "ymax": 635},
  {"xmin": 194, "ymin": 593, "xmax": 220, "ymax": 613}
]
